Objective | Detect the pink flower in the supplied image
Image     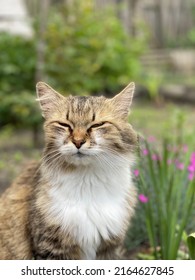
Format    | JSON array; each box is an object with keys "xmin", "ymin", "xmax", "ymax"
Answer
[
  {"xmin": 138, "ymin": 194, "xmax": 149, "ymax": 203},
  {"xmin": 167, "ymin": 159, "xmax": 172, "ymax": 165},
  {"xmin": 134, "ymin": 169, "xmax": 139, "ymax": 177},
  {"xmin": 188, "ymin": 173, "xmax": 194, "ymax": 181},
  {"xmin": 176, "ymin": 162, "xmax": 184, "ymax": 170},
  {"xmin": 152, "ymin": 154, "xmax": 158, "ymax": 161},
  {"xmin": 190, "ymin": 152, "xmax": 195, "ymax": 164},
  {"xmin": 143, "ymin": 149, "xmax": 149, "ymax": 156},
  {"xmin": 148, "ymin": 136, "xmax": 156, "ymax": 143},
  {"xmin": 173, "ymin": 146, "xmax": 178, "ymax": 153},
  {"xmin": 183, "ymin": 145, "xmax": 188, "ymax": 153},
  {"xmin": 188, "ymin": 152, "xmax": 195, "ymax": 181},
  {"xmin": 188, "ymin": 164, "xmax": 195, "ymax": 173}
]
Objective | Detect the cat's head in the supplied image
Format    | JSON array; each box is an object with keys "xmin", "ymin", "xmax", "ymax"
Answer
[{"xmin": 37, "ymin": 82, "xmax": 138, "ymax": 169}]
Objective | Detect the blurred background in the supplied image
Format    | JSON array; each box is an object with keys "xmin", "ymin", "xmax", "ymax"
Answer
[{"xmin": 0, "ymin": 0, "xmax": 195, "ymax": 259}]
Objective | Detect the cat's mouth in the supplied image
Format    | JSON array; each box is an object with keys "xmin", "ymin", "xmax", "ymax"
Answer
[{"xmin": 74, "ymin": 151, "xmax": 88, "ymax": 158}]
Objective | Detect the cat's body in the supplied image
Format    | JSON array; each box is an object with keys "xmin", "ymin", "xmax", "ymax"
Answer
[{"xmin": 0, "ymin": 82, "xmax": 138, "ymax": 259}]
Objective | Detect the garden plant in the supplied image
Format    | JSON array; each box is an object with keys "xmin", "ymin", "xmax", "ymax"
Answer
[{"xmin": 134, "ymin": 136, "xmax": 195, "ymax": 259}]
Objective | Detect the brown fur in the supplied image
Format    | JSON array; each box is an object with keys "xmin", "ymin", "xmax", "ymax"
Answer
[{"xmin": 0, "ymin": 82, "xmax": 138, "ymax": 259}]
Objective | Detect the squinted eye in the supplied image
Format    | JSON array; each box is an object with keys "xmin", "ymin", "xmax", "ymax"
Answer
[
  {"xmin": 89, "ymin": 122, "xmax": 106, "ymax": 130},
  {"xmin": 58, "ymin": 122, "xmax": 73, "ymax": 132}
]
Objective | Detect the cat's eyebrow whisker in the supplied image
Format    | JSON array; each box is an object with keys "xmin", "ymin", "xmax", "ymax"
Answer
[{"xmin": 36, "ymin": 95, "xmax": 54, "ymax": 102}]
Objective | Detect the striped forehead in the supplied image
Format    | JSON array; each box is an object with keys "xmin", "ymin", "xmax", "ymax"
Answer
[
  {"xmin": 68, "ymin": 96, "xmax": 91, "ymax": 114},
  {"xmin": 65, "ymin": 95, "xmax": 106, "ymax": 123}
]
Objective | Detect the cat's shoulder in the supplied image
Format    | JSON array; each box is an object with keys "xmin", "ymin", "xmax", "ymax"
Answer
[{"xmin": 0, "ymin": 161, "xmax": 40, "ymax": 202}]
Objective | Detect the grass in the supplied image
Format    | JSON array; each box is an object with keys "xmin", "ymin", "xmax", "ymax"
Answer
[
  {"xmin": 131, "ymin": 100, "xmax": 195, "ymax": 147},
  {"xmin": 0, "ymin": 128, "xmax": 42, "ymax": 193}
]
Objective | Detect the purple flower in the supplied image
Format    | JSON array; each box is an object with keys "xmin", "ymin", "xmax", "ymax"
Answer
[
  {"xmin": 190, "ymin": 152, "xmax": 195, "ymax": 164},
  {"xmin": 151, "ymin": 154, "xmax": 158, "ymax": 161},
  {"xmin": 148, "ymin": 136, "xmax": 156, "ymax": 143},
  {"xmin": 173, "ymin": 146, "xmax": 178, "ymax": 153},
  {"xmin": 188, "ymin": 173, "xmax": 194, "ymax": 181},
  {"xmin": 176, "ymin": 162, "xmax": 184, "ymax": 170},
  {"xmin": 188, "ymin": 165, "xmax": 195, "ymax": 173},
  {"xmin": 138, "ymin": 194, "xmax": 149, "ymax": 203},
  {"xmin": 183, "ymin": 145, "xmax": 188, "ymax": 153},
  {"xmin": 143, "ymin": 149, "xmax": 149, "ymax": 156},
  {"xmin": 187, "ymin": 152, "xmax": 195, "ymax": 181},
  {"xmin": 134, "ymin": 169, "xmax": 139, "ymax": 177}
]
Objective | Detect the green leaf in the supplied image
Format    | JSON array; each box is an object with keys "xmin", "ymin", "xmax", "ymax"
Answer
[{"xmin": 187, "ymin": 233, "xmax": 195, "ymax": 260}]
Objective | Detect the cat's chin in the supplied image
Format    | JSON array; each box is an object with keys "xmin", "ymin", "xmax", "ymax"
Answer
[{"xmin": 68, "ymin": 153, "xmax": 93, "ymax": 166}]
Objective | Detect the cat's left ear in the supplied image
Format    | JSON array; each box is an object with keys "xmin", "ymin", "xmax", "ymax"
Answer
[{"xmin": 110, "ymin": 82, "xmax": 135, "ymax": 118}]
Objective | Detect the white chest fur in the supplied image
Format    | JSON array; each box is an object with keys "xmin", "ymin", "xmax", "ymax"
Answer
[{"xmin": 47, "ymin": 164, "xmax": 133, "ymax": 259}]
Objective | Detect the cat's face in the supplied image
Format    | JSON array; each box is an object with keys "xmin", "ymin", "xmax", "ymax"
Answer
[{"xmin": 37, "ymin": 82, "xmax": 137, "ymax": 168}]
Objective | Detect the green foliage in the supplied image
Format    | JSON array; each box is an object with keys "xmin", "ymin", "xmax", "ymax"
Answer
[
  {"xmin": 141, "ymin": 72, "xmax": 163, "ymax": 102},
  {"xmin": 187, "ymin": 233, "xmax": 195, "ymax": 259},
  {"xmin": 167, "ymin": 27, "xmax": 195, "ymax": 48},
  {"xmin": 135, "ymin": 139, "xmax": 195, "ymax": 259},
  {"xmin": 0, "ymin": 32, "xmax": 38, "ymax": 129},
  {"xmin": 0, "ymin": 32, "xmax": 36, "ymax": 93},
  {"xmin": 44, "ymin": 1, "xmax": 147, "ymax": 94},
  {"xmin": 0, "ymin": 91, "xmax": 41, "ymax": 127}
]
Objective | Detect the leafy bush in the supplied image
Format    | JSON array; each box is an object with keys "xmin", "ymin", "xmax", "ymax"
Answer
[
  {"xmin": 0, "ymin": 32, "xmax": 36, "ymax": 93},
  {"xmin": 0, "ymin": 32, "xmax": 38, "ymax": 129},
  {"xmin": 44, "ymin": 1, "xmax": 147, "ymax": 95},
  {"xmin": 0, "ymin": 91, "xmax": 40, "ymax": 127}
]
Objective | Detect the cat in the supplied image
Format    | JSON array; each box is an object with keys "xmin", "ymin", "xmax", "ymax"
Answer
[{"xmin": 0, "ymin": 82, "xmax": 138, "ymax": 259}]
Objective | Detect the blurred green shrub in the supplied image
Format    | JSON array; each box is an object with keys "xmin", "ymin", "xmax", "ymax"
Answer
[
  {"xmin": 0, "ymin": 91, "xmax": 40, "ymax": 127},
  {"xmin": 44, "ymin": 1, "xmax": 147, "ymax": 95},
  {"xmin": 0, "ymin": 32, "xmax": 36, "ymax": 93},
  {"xmin": 167, "ymin": 27, "xmax": 195, "ymax": 48},
  {"xmin": 0, "ymin": 33, "xmax": 39, "ymax": 128}
]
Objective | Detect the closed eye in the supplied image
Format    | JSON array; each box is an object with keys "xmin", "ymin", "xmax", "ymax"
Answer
[
  {"xmin": 58, "ymin": 122, "xmax": 73, "ymax": 131},
  {"xmin": 89, "ymin": 122, "xmax": 106, "ymax": 130}
]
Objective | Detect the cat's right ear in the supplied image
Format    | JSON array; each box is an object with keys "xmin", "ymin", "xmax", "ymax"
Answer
[{"xmin": 36, "ymin": 82, "xmax": 64, "ymax": 118}]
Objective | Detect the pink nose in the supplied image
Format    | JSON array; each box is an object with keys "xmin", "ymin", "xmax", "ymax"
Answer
[{"xmin": 72, "ymin": 139, "xmax": 86, "ymax": 149}]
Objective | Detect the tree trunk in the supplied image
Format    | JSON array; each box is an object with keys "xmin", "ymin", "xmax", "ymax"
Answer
[
  {"xmin": 36, "ymin": 0, "xmax": 50, "ymax": 82},
  {"xmin": 127, "ymin": 0, "xmax": 138, "ymax": 36}
]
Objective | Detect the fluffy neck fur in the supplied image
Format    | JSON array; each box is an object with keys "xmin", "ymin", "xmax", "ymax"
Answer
[{"xmin": 40, "ymin": 156, "xmax": 134, "ymax": 259}]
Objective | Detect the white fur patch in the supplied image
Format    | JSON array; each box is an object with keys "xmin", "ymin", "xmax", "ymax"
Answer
[{"xmin": 45, "ymin": 158, "xmax": 134, "ymax": 260}]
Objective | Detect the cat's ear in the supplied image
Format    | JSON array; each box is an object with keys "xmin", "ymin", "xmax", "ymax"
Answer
[
  {"xmin": 110, "ymin": 82, "xmax": 135, "ymax": 118},
  {"xmin": 36, "ymin": 82, "xmax": 64, "ymax": 118}
]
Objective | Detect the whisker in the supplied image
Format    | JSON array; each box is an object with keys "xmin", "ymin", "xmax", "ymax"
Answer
[
  {"xmin": 96, "ymin": 146, "xmax": 131, "ymax": 164},
  {"xmin": 43, "ymin": 154, "xmax": 65, "ymax": 172}
]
